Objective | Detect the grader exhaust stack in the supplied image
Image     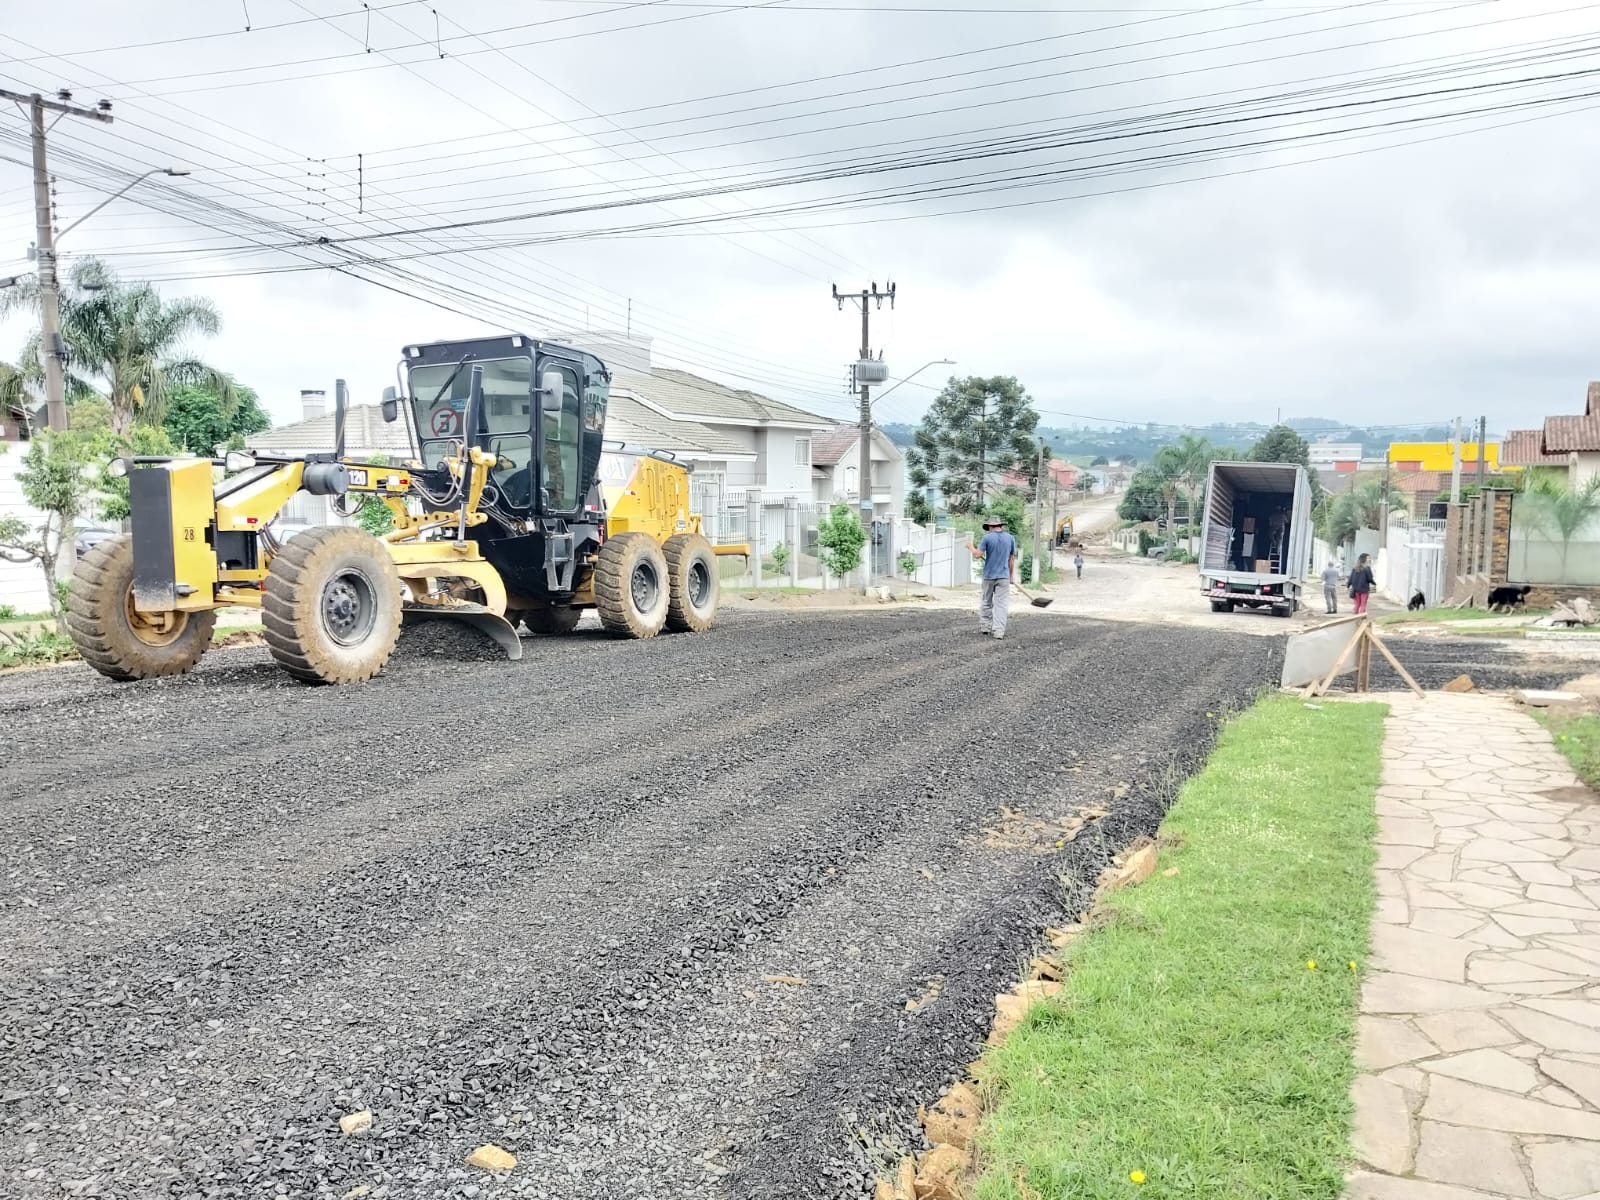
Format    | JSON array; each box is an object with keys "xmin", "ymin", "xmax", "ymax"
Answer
[{"xmin": 65, "ymin": 333, "xmax": 750, "ymax": 685}]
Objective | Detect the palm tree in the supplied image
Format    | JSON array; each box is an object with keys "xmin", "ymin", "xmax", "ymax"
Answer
[
  {"xmin": 1, "ymin": 258, "xmax": 235, "ymax": 436},
  {"xmin": 1170, "ymin": 433, "xmax": 1222, "ymax": 528},
  {"xmin": 1324, "ymin": 477, "xmax": 1402, "ymax": 550},
  {"xmin": 1522, "ymin": 475, "xmax": 1600, "ymax": 582},
  {"xmin": 1153, "ymin": 445, "xmax": 1184, "ymax": 540}
]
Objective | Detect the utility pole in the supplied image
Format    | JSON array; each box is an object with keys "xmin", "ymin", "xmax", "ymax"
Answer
[
  {"xmin": 2, "ymin": 88, "xmax": 114, "ymax": 432},
  {"xmin": 833, "ymin": 282, "xmax": 895, "ymax": 592},
  {"xmin": 1380, "ymin": 458, "xmax": 1392, "ymax": 543},
  {"xmin": 1049, "ymin": 468, "xmax": 1060, "ymax": 566},
  {"xmin": 1476, "ymin": 416, "xmax": 1487, "ymax": 489},
  {"xmin": 1450, "ymin": 416, "xmax": 1463, "ymax": 504},
  {"xmin": 1032, "ymin": 441, "xmax": 1047, "ymax": 584}
]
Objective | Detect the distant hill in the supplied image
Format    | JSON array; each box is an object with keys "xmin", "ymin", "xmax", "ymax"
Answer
[{"xmin": 876, "ymin": 418, "xmax": 1451, "ymax": 463}]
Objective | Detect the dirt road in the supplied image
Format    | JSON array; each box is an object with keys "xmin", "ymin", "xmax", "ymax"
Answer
[{"xmin": 1, "ymin": 611, "xmax": 1280, "ymax": 1200}]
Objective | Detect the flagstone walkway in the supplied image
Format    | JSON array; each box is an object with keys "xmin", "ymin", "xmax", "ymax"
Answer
[{"xmin": 1349, "ymin": 692, "xmax": 1600, "ymax": 1200}]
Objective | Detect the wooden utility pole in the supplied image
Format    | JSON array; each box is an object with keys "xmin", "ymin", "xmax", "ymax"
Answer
[
  {"xmin": 1476, "ymin": 416, "xmax": 1487, "ymax": 489},
  {"xmin": 1, "ymin": 88, "xmax": 114, "ymax": 431}
]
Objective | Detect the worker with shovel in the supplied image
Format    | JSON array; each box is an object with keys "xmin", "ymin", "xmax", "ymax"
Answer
[{"xmin": 971, "ymin": 514, "xmax": 1018, "ymax": 639}]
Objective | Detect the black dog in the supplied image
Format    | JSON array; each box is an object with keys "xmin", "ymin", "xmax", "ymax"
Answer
[
  {"xmin": 1487, "ymin": 584, "xmax": 1532, "ymax": 613},
  {"xmin": 1408, "ymin": 591, "xmax": 1426, "ymax": 611}
]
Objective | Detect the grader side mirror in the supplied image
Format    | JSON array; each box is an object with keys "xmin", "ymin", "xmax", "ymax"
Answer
[
  {"xmin": 381, "ymin": 386, "xmax": 399, "ymax": 423},
  {"xmin": 538, "ymin": 369, "xmax": 564, "ymax": 412}
]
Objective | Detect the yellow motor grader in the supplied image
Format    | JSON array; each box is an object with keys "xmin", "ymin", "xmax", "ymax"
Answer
[{"xmin": 67, "ymin": 334, "xmax": 745, "ymax": 685}]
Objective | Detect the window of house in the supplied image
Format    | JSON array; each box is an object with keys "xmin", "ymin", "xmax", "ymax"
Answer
[{"xmin": 795, "ymin": 437, "xmax": 811, "ymax": 467}]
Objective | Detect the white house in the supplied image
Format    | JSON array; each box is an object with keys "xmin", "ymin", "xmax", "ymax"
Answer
[{"xmin": 809, "ymin": 423, "xmax": 905, "ymax": 520}]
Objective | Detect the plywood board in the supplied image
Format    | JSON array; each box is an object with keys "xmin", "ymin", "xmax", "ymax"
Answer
[{"xmin": 1280, "ymin": 616, "xmax": 1366, "ymax": 689}]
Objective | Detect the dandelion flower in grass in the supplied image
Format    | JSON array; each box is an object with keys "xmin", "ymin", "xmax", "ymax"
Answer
[
  {"xmin": 1129, "ymin": 1170, "xmax": 1147, "ymax": 1184},
  {"xmin": 1307, "ymin": 959, "xmax": 1317, "ymax": 970},
  {"xmin": 1349, "ymin": 961, "xmax": 1358, "ymax": 971}
]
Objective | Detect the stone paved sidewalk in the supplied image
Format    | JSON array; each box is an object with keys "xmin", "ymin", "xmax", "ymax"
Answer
[{"xmin": 1350, "ymin": 692, "xmax": 1600, "ymax": 1200}]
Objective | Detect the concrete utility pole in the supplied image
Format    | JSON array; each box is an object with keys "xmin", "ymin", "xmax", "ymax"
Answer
[
  {"xmin": 1476, "ymin": 416, "xmax": 1487, "ymax": 489},
  {"xmin": 832, "ymin": 282, "xmax": 895, "ymax": 592},
  {"xmin": 1450, "ymin": 416, "xmax": 1464, "ymax": 504},
  {"xmin": 2, "ymin": 88, "xmax": 114, "ymax": 431},
  {"xmin": 1032, "ymin": 441, "xmax": 1047, "ymax": 584}
]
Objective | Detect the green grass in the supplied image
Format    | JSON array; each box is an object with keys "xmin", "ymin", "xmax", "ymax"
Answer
[
  {"xmin": 1534, "ymin": 710, "xmax": 1600, "ymax": 789},
  {"xmin": 974, "ymin": 696, "xmax": 1388, "ymax": 1200},
  {"xmin": 0, "ymin": 627, "xmax": 77, "ymax": 669}
]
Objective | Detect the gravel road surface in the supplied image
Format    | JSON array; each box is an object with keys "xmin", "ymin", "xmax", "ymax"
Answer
[{"xmin": 0, "ymin": 610, "xmax": 1280, "ymax": 1199}]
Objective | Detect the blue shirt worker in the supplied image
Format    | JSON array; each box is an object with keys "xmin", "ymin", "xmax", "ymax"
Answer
[{"xmin": 970, "ymin": 515, "xmax": 1018, "ymax": 639}]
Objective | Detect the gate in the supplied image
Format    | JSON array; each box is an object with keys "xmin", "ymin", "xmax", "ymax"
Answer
[{"xmin": 1405, "ymin": 523, "xmax": 1446, "ymax": 607}]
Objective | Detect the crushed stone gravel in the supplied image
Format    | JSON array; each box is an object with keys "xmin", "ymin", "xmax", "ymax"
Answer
[{"xmin": 1, "ymin": 609, "xmax": 1289, "ymax": 1199}]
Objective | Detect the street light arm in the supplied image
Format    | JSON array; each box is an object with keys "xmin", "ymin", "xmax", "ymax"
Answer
[
  {"xmin": 871, "ymin": 358, "xmax": 954, "ymax": 407},
  {"xmin": 57, "ymin": 168, "xmax": 186, "ymax": 240}
]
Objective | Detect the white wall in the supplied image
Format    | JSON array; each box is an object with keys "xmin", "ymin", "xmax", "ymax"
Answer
[
  {"xmin": 757, "ymin": 428, "xmax": 820, "ymax": 497},
  {"xmin": 0, "ymin": 450, "xmax": 56, "ymax": 612}
]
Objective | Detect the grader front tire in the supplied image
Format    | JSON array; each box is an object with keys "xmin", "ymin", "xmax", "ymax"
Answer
[
  {"xmin": 594, "ymin": 532, "xmax": 670, "ymax": 639},
  {"xmin": 262, "ymin": 526, "xmax": 402, "ymax": 685},
  {"xmin": 662, "ymin": 533, "xmax": 718, "ymax": 633},
  {"xmin": 66, "ymin": 534, "xmax": 217, "ymax": 681}
]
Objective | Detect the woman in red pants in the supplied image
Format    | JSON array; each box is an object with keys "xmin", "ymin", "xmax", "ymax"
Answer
[{"xmin": 1349, "ymin": 553, "xmax": 1375, "ymax": 615}]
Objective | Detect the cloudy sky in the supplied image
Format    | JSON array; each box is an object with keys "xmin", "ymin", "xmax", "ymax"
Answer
[{"xmin": 1, "ymin": 0, "xmax": 1596, "ymax": 436}]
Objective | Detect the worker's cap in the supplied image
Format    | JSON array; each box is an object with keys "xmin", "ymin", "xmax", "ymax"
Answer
[{"xmin": 982, "ymin": 515, "xmax": 1005, "ymax": 527}]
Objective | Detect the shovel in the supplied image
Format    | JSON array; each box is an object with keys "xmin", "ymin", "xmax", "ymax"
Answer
[{"xmin": 1014, "ymin": 582, "xmax": 1053, "ymax": 609}]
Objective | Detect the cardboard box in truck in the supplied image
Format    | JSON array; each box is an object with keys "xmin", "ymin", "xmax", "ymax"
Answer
[{"xmin": 1197, "ymin": 460, "xmax": 1312, "ymax": 618}]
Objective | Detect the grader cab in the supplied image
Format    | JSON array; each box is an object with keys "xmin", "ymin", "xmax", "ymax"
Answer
[{"xmin": 66, "ymin": 334, "xmax": 743, "ymax": 685}]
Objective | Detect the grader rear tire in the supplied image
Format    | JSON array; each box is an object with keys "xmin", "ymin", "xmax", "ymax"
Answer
[
  {"xmin": 594, "ymin": 532, "xmax": 670, "ymax": 639},
  {"xmin": 261, "ymin": 526, "xmax": 402, "ymax": 685},
  {"xmin": 66, "ymin": 534, "xmax": 217, "ymax": 681},
  {"xmin": 662, "ymin": 533, "xmax": 718, "ymax": 633},
  {"xmin": 515, "ymin": 604, "xmax": 583, "ymax": 635}
]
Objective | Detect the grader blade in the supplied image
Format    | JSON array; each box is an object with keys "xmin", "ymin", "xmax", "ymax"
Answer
[{"xmin": 401, "ymin": 603, "xmax": 525, "ymax": 660}]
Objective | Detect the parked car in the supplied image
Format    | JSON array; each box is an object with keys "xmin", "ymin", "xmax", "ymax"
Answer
[{"xmin": 74, "ymin": 526, "xmax": 118, "ymax": 555}]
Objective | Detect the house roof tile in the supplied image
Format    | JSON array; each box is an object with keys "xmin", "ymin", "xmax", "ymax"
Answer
[
  {"xmin": 1502, "ymin": 428, "xmax": 1567, "ymax": 466},
  {"xmin": 246, "ymin": 404, "xmax": 416, "ymax": 457},
  {"xmin": 611, "ymin": 367, "xmax": 829, "ymax": 427},
  {"xmin": 604, "ymin": 391, "xmax": 754, "ymax": 459},
  {"xmin": 810, "ymin": 424, "xmax": 861, "ymax": 466}
]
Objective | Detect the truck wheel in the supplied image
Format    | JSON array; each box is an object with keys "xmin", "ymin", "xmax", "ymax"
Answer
[
  {"xmin": 1273, "ymin": 603, "xmax": 1292, "ymax": 618},
  {"xmin": 1210, "ymin": 600, "xmax": 1233, "ymax": 614},
  {"xmin": 516, "ymin": 605, "xmax": 583, "ymax": 635},
  {"xmin": 662, "ymin": 533, "xmax": 718, "ymax": 633},
  {"xmin": 594, "ymin": 532, "xmax": 670, "ymax": 639},
  {"xmin": 66, "ymin": 534, "xmax": 217, "ymax": 681},
  {"xmin": 262, "ymin": 526, "xmax": 402, "ymax": 684}
]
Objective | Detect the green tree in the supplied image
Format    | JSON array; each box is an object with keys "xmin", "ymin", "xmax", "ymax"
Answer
[
  {"xmin": 1117, "ymin": 466, "xmax": 1166, "ymax": 523},
  {"xmin": 1522, "ymin": 475, "xmax": 1600, "ymax": 581},
  {"xmin": 816, "ymin": 502, "xmax": 868, "ymax": 579},
  {"xmin": 897, "ymin": 550, "xmax": 918, "ymax": 580},
  {"xmin": 1322, "ymin": 477, "xmax": 1402, "ymax": 548},
  {"xmin": 904, "ymin": 490, "xmax": 934, "ymax": 526},
  {"xmin": 0, "ymin": 431, "xmax": 97, "ymax": 633},
  {"xmin": 1153, "ymin": 444, "xmax": 1184, "ymax": 537},
  {"xmin": 163, "ymin": 381, "xmax": 270, "ymax": 455},
  {"xmin": 983, "ymin": 492, "xmax": 1027, "ymax": 538},
  {"xmin": 97, "ymin": 426, "xmax": 177, "ymax": 523},
  {"xmin": 1248, "ymin": 423, "xmax": 1324, "ymax": 504},
  {"xmin": 0, "ymin": 258, "xmax": 236, "ymax": 436},
  {"xmin": 905, "ymin": 375, "xmax": 1039, "ymax": 515}
]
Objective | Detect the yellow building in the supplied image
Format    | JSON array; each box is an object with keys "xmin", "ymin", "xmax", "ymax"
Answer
[{"xmin": 1387, "ymin": 441, "xmax": 1500, "ymax": 472}]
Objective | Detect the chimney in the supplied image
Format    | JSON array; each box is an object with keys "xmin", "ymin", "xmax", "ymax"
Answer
[{"xmin": 301, "ymin": 389, "xmax": 326, "ymax": 421}]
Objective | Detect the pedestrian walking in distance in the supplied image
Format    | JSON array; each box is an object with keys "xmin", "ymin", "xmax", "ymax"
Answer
[
  {"xmin": 1321, "ymin": 560, "xmax": 1341, "ymax": 614},
  {"xmin": 1348, "ymin": 553, "xmax": 1375, "ymax": 616},
  {"xmin": 1073, "ymin": 551, "xmax": 1085, "ymax": 579},
  {"xmin": 970, "ymin": 515, "xmax": 1017, "ymax": 640}
]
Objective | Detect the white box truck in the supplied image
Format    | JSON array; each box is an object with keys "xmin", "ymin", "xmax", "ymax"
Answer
[{"xmin": 1197, "ymin": 460, "xmax": 1313, "ymax": 617}]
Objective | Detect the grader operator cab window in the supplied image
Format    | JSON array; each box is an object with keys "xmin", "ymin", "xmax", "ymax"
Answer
[
  {"xmin": 410, "ymin": 356, "xmax": 534, "ymax": 508},
  {"xmin": 541, "ymin": 362, "xmax": 581, "ymax": 512}
]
